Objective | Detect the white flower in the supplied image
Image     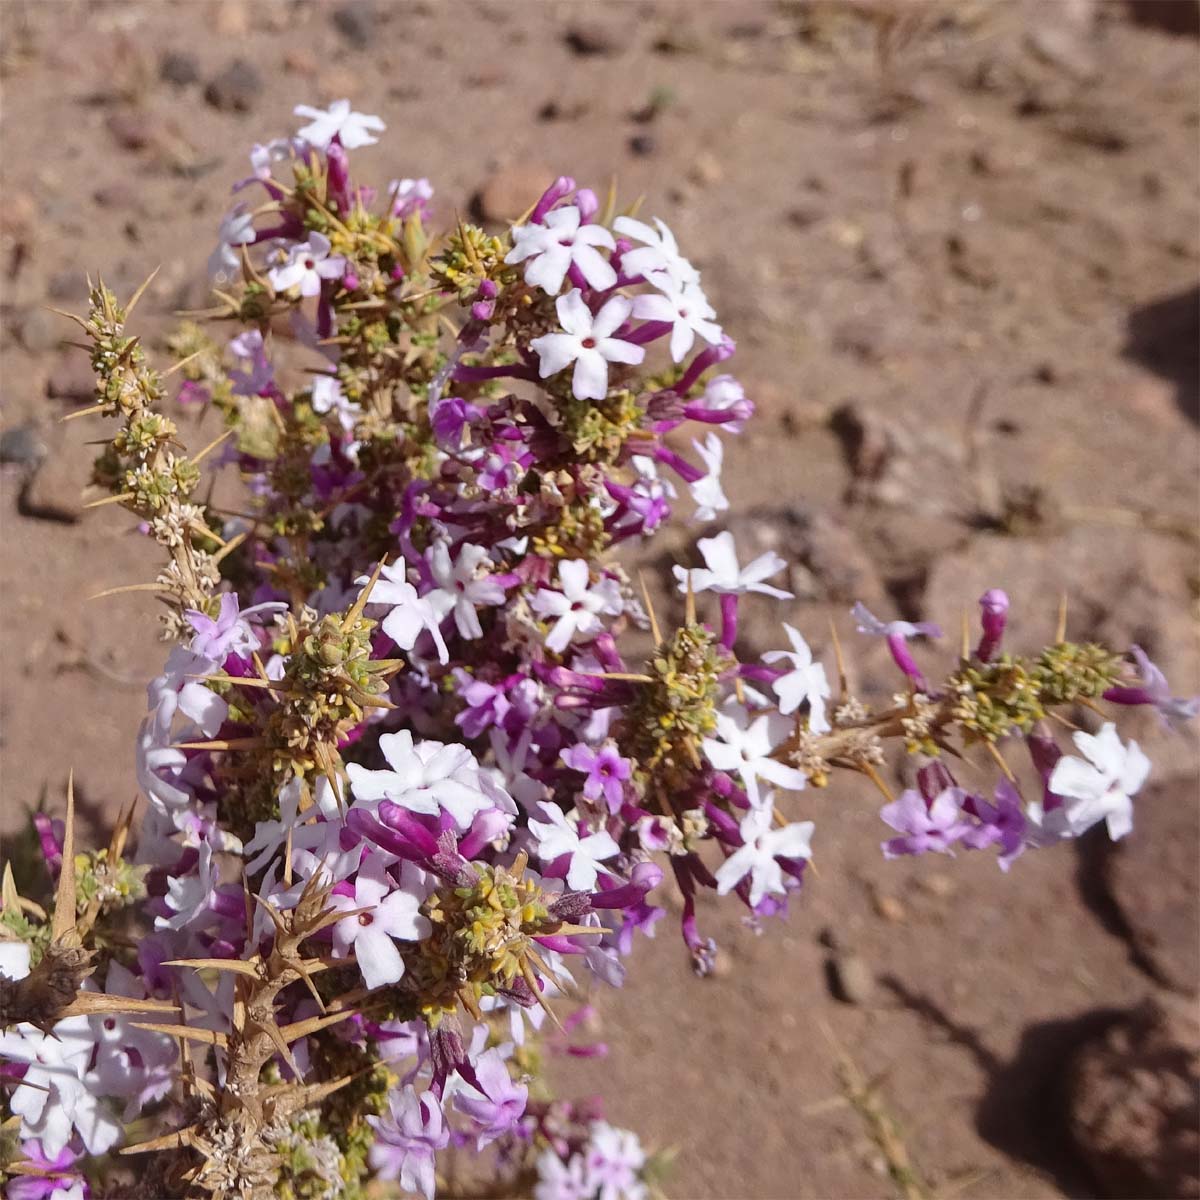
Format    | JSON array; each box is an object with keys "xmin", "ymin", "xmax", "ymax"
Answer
[
  {"xmin": 267, "ymin": 232, "xmax": 346, "ymax": 298},
  {"xmin": 672, "ymin": 530, "xmax": 792, "ymax": 599},
  {"xmin": 530, "ymin": 559, "xmax": 622, "ymax": 654},
  {"xmin": 528, "ymin": 804, "xmax": 619, "ymax": 890},
  {"xmin": 330, "ymin": 857, "xmax": 431, "ymax": 990},
  {"xmin": 208, "ymin": 205, "xmax": 255, "ymax": 283},
  {"xmin": 0, "ymin": 939, "xmax": 30, "ymax": 981},
  {"xmin": 427, "ymin": 541, "xmax": 507, "ymax": 640},
  {"xmin": 390, "ymin": 176, "xmax": 433, "ymax": 218},
  {"xmin": 0, "ymin": 1016, "xmax": 121, "ymax": 1157},
  {"xmin": 763, "ymin": 624, "xmax": 831, "ymax": 733},
  {"xmin": 632, "ymin": 272, "xmax": 722, "ymax": 362},
  {"xmin": 701, "ymin": 705, "xmax": 808, "ymax": 808},
  {"xmin": 505, "ymin": 205, "xmax": 617, "ymax": 295},
  {"xmin": 311, "ymin": 373, "xmax": 360, "ymax": 431},
  {"xmin": 851, "ymin": 602, "xmax": 940, "ymax": 641},
  {"xmin": 156, "ymin": 840, "xmax": 217, "ymax": 932},
  {"xmin": 613, "ymin": 215, "xmax": 699, "ymax": 286},
  {"xmin": 363, "ymin": 562, "xmax": 454, "ymax": 664},
  {"xmin": 250, "ymin": 137, "xmax": 294, "ymax": 180},
  {"xmin": 689, "ymin": 433, "xmax": 728, "ymax": 523},
  {"xmin": 695, "ymin": 374, "xmax": 750, "ymax": 432},
  {"xmin": 346, "ymin": 730, "xmax": 492, "ymax": 829},
  {"xmin": 530, "ymin": 290, "xmax": 645, "ymax": 401},
  {"xmin": 294, "ymin": 98, "xmax": 385, "ymax": 150},
  {"xmin": 1047, "ymin": 722, "xmax": 1149, "ymax": 841},
  {"xmin": 714, "ymin": 802, "xmax": 814, "ymax": 908}
]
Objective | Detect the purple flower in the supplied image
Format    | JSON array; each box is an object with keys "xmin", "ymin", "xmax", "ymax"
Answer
[
  {"xmin": 561, "ymin": 742, "xmax": 632, "ymax": 814},
  {"xmin": 975, "ymin": 588, "xmax": 1009, "ymax": 663},
  {"xmin": 453, "ymin": 1047, "xmax": 529, "ymax": 1148},
  {"xmin": 879, "ymin": 787, "xmax": 970, "ymax": 859},
  {"xmin": 367, "ymin": 1087, "xmax": 449, "ymax": 1200},
  {"xmin": 962, "ymin": 780, "xmax": 1027, "ymax": 871},
  {"xmin": 1104, "ymin": 645, "xmax": 1200, "ymax": 731},
  {"xmin": 852, "ymin": 602, "xmax": 942, "ymax": 690}
]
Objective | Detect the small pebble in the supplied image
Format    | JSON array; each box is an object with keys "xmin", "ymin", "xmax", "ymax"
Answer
[
  {"xmin": 828, "ymin": 954, "xmax": 875, "ymax": 1005},
  {"xmin": 204, "ymin": 59, "xmax": 263, "ymax": 113},
  {"xmin": 628, "ymin": 134, "xmax": 656, "ymax": 157},
  {"xmin": 872, "ymin": 892, "xmax": 907, "ymax": 923},
  {"xmin": 0, "ymin": 425, "xmax": 47, "ymax": 468},
  {"xmin": 159, "ymin": 51, "xmax": 200, "ymax": 87}
]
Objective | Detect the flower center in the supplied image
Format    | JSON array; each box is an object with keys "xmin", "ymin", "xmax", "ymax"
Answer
[
  {"xmin": 358, "ymin": 912, "xmax": 374, "ymax": 926},
  {"xmin": 581, "ymin": 337, "xmax": 597, "ymax": 349}
]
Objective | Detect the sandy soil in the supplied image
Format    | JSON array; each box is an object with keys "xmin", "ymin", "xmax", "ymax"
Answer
[{"xmin": 1, "ymin": 2, "xmax": 1198, "ymax": 1197}]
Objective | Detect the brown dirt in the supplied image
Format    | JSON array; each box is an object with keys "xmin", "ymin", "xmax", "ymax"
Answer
[{"xmin": 1, "ymin": 3, "xmax": 1198, "ymax": 1198}]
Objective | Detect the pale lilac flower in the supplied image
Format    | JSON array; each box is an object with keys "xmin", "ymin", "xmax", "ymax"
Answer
[
  {"xmin": 880, "ymin": 788, "xmax": 971, "ymax": 859},
  {"xmin": 613, "ymin": 215, "xmax": 699, "ymax": 286},
  {"xmin": 427, "ymin": 541, "xmax": 507, "ymax": 640},
  {"xmin": 294, "ymin": 99, "xmax": 385, "ymax": 150},
  {"xmin": 701, "ymin": 706, "xmax": 808, "ymax": 808},
  {"xmin": 249, "ymin": 137, "xmax": 293, "ymax": 180},
  {"xmin": 584, "ymin": 1122, "xmax": 648, "ymax": 1200},
  {"xmin": 453, "ymin": 1047, "xmax": 529, "ymax": 1148},
  {"xmin": 673, "ymin": 530, "xmax": 792, "ymax": 599},
  {"xmin": 530, "ymin": 559, "xmax": 623, "ymax": 654},
  {"xmin": 367, "ymin": 1087, "xmax": 449, "ymax": 1200},
  {"xmin": 1105, "ymin": 645, "xmax": 1200, "ymax": 731},
  {"xmin": 528, "ymin": 803, "xmax": 619, "ymax": 890},
  {"xmin": 228, "ymin": 329, "xmax": 273, "ymax": 396},
  {"xmin": 207, "ymin": 205, "xmax": 255, "ymax": 283},
  {"xmin": 561, "ymin": 741, "xmax": 631, "ymax": 813},
  {"xmin": 763, "ymin": 624, "xmax": 831, "ymax": 733},
  {"xmin": 506, "ymin": 205, "xmax": 617, "ymax": 294},
  {"xmin": 689, "ymin": 433, "xmax": 729, "ymax": 522},
  {"xmin": 687, "ymin": 373, "xmax": 752, "ymax": 432},
  {"xmin": 267, "ymin": 232, "xmax": 346, "ymax": 297},
  {"xmin": 390, "ymin": 177, "xmax": 433, "ymax": 219},
  {"xmin": 346, "ymin": 730, "xmax": 492, "ymax": 828},
  {"xmin": 531, "ymin": 290, "xmax": 645, "ymax": 401},
  {"xmin": 186, "ymin": 592, "xmax": 274, "ymax": 662},
  {"xmin": 632, "ymin": 272, "xmax": 722, "ymax": 362},
  {"xmin": 714, "ymin": 802, "xmax": 814, "ymax": 908},
  {"xmin": 0, "ymin": 1016, "xmax": 121, "ymax": 1157},
  {"xmin": 535, "ymin": 1151, "xmax": 591, "ymax": 1200},
  {"xmin": 851, "ymin": 601, "xmax": 942, "ymax": 689},
  {"xmin": 1047, "ymin": 722, "xmax": 1149, "ymax": 841},
  {"xmin": 363, "ymin": 562, "xmax": 453, "ymax": 663},
  {"xmin": 330, "ymin": 857, "xmax": 431, "ymax": 989},
  {"xmin": 156, "ymin": 840, "xmax": 218, "ymax": 932}
]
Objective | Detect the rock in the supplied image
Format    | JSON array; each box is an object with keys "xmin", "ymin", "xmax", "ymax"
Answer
[
  {"xmin": 473, "ymin": 164, "xmax": 557, "ymax": 225},
  {"xmin": 828, "ymin": 954, "xmax": 875, "ymax": 1005},
  {"xmin": 204, "ymin": 60, "xmax": 263, "ymax": 113},
  {"xmin": 1127, "ymin": 0, "xmax": 1200, "ymax": 36},
  {"xmin": 45, "ymin": 355, "xmax": 96, "ymax": 404},
  {"xmin": 159, "ymin": 51, "xmax": 200, "ymax": 87},
  {"xmin": 628, "ymin": 134, "xmax": 656, "ymax": 157},
  {"xmin": 872, "ymin": 891, "xmax": 907, "ymax": 923},
  {"xmin": 19, "ymin": 456, "xmax": 83, "ymax": 523},
  {"xmin": 106, "ymin": 110, "xmax": 156, "ymax": 152},
  {"xmin": 332, "ymin": 1, "xmax": 376, "ymax": 48},
  {"xmin": 1101, "ymin": 776, "xmax": 1200, "ymax": 993},
  {"xmin": 688, "ymin": 152, "xmax": 724, "ymax": 187},
  {"xmin": 283, "ymin": 48, "xmax": 319, "ymax": 76},
  {"xmin": 1067, "ymin": 992, "xmax": 1200, "ymax": 1198},
  {"xmin": 16, "ymin": 309, "xmax": 62, "ymax": 354},
  {"xmin": 0, "ymin": 425, "xmax": 47, "ymax": 468},
  {"xmin": 564, "ymin": 22, "xmax": 622, "ymax": 56}
]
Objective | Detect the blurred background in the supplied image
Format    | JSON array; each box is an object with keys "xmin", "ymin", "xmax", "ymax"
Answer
[{"xmin": 1, "ymin": 2, "xmax": 1197, "ymax": 1197}]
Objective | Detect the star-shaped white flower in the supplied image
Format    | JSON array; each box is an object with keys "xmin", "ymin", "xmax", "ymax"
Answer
[
  {"xmin": 427, "ymin": 541, "xmax": 507, "ymax": 641},
  {"xmin": 613, "ymin": 215, "xmax": 700, "ymax": 286},
  {"xmin": 267, "ymin": 232, "xmax": 346, "ymax": 298},
  {"xmin": 672, "ymin": 530, "xmax": 792, "ymax": 599},
  {"xmin": 362, "ymin": 562, "xmax": 454, "ymax": 664},
  {"xmin": 689, "ymin": 433, "xmax": 728, "ymax": 523},
  {"xmin": 330, "ymin": 857, "xmax": 432, "ymax": 990},
  {"xmin": 714, "ymin": 802, "xmax": 814, "ymax": 908},
  {"xmin": 505, "ymin": 205, "xmax": 617, "ymax": 295},
  {"xmin": 701, "ymin": 705, "xmax": 808, "ymax": 808},
  {"xmin": 528, "ymin": 804, "xmax": 619, "ymax": 890},
  {"xmin": 294, "ymin": 99, "xmax": 385, "ymax": 150},
  {"xmin": 763, "ymin": 624, "xmax": 831, "ymax": 733},
  {"xmin": 632, "ymin": 272, "xmax": 722, "ymax": 362},
  {"xmin": 208, "ymin": 205, "xmax": 255, "ymax": 283},
  {"xmin": 529, "ymin": 559, "xmax": 622, "ymax": 654},
  {"xmin": 530, "ymin": 290, "xmax": 645, "ymax": 401},
  {"xmin": 346, "ymin": 730, "xmax": 491, "ymax": 829},
  {"xmin": 1047, "ymin": 721, "xmax": 1149, "ymax": 841}
]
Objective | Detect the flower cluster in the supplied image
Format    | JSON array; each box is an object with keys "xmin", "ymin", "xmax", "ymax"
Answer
[{"xmin": 2, "ymin": 100, "xmax": 1193, "ymax": 1200}]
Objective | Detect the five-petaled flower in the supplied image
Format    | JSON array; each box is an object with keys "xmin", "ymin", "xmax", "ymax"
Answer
[
  {"xmin": 294, "ymin": 99, "xmax": 385, "ymax": 150},
  {"xmin": 1047, "ymin": 721, "xmax": 1149, "ymax": 841},
  {"xmin": 701, "ymin": 706, "xmax": 808, "ymax": 808},
  {"xmin": 632, "ymin": 272, "xmax": 723, "ymax": 362},
  {"xmin": 267, "ymin": 232, "xmax": 346, "ymax": 297},
  {"xmin": 714, "ymin": 801, "xmax": 814, "ymax": 909},
  {"xmin": 530, "ymin": 290, "xmax": 644, "ymax": 401},
  {"xmin": 673, "ymin": 530, "xmax": 792, "ymax": 599},
  {"xmin": 764, "ymin": 624, "xmax": 832, "ymax": 733},
  {"xmin": 528, "ymin": 803, "xmax": 620, "ymax": 890},
  {"xmin": 530, "ymin": 559, "xmax": 623, "ymax": 654},
  {"xmin": 505, "ymin": 205, "xmax": 617, "ymax": 295}
]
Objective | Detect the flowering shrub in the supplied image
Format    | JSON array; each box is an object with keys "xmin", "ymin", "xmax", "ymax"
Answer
[{"xmin": 1, "ymin": 100, "xmax": 1195, "ymax": 1200}]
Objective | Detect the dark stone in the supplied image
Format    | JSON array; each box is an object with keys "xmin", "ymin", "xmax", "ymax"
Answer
[
  {"xmin": 628, "ymin": 133, "xmax": 656, "ymax": 157},
  {"xmin": 332, "ymin": 1, "xmax": 376, "ymax": 47},
  {"xmin": 564, "ymin": 22, "xmax": 621, "ymax": 56},
  {"xmin": 204, "ymin": 60, "xmax": 263, "ymax": 113},
  {"xmin": 160, "ymin": 51, "xmax": 200, "ymax": 87},
  {"xmin": 0, "ymin": 425, "xmax": 46, "ymax": 468}
]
